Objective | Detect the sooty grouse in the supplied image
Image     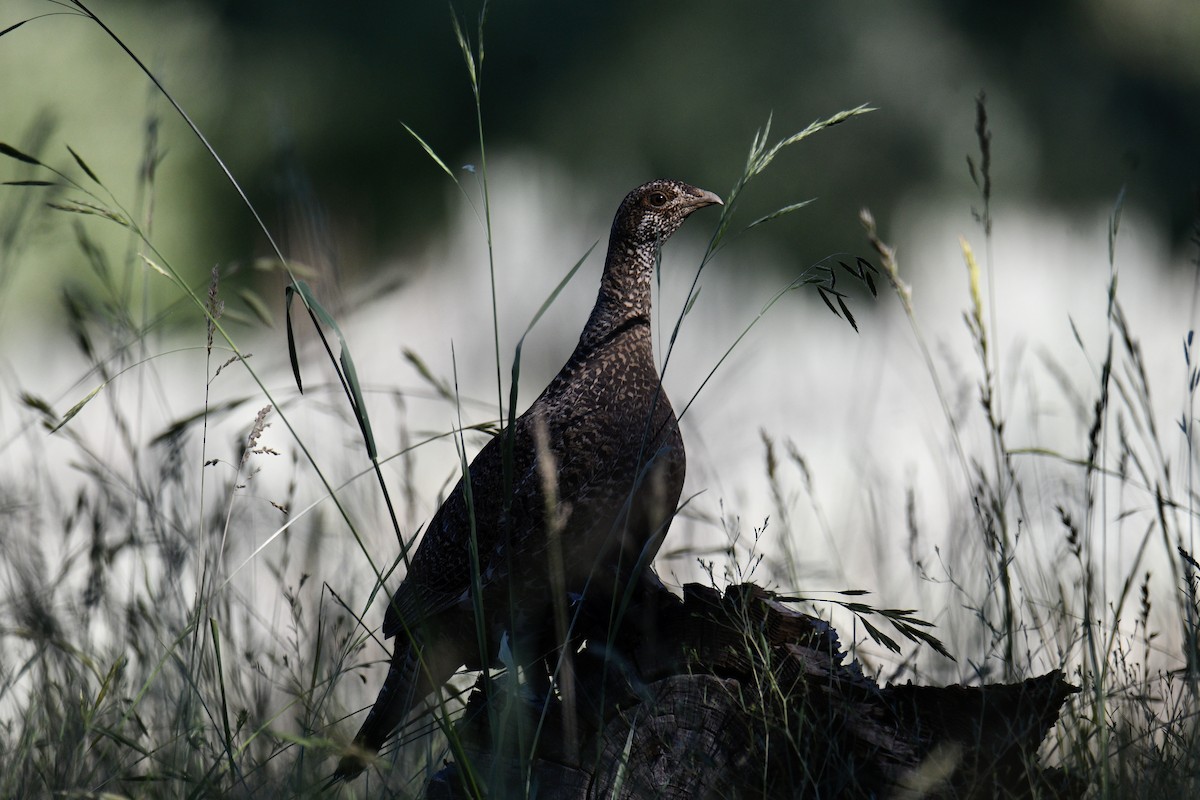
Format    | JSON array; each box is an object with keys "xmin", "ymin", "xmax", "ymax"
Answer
[{"xmin": 335, "ymin": 179, "xmax": 722, "ymax": 779}]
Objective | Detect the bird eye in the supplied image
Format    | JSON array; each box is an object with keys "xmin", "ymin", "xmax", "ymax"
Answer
[{"xmin": 647, "ymin": 191, "xmax": 668, "ymax": 208}]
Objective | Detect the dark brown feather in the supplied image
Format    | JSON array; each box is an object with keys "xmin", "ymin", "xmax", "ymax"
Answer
[{"xmin": 334, "ymin": 179, "xmax": 721, "ymax": 780}]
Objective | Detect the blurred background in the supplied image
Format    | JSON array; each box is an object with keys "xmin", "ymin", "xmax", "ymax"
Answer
[
  {"xmin": 2, "ymin": 0, "xmax": 1199, "ymax": 678},
  {"xmin": 1, "ymin": 0, "xmax": 1198, "ymax": 298}
]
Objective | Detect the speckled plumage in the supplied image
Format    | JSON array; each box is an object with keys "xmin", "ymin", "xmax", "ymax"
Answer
[{"xmin": 335, "ymin": 180, "xmax": 722, "ymax": 780}]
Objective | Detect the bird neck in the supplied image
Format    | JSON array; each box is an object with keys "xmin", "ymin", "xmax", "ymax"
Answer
[{"xmin": 577, "ymin": 241, "xmax": 657, "ymax": 352}]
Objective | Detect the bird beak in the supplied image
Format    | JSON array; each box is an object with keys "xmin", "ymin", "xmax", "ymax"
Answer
[{"xmin": 690, "ymin": 188, "xmax": 724, "ymax": 209}]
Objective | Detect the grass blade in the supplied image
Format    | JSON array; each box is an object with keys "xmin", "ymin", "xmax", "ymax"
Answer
[
  {"xmin": 49, "ymin": 383, "xmax": 104, "ymax": 433},
  {"xmin": 504, "ymin": 240, "xmax": 598, "ymax": 487},
  {"xmin": 746, "ymin": 198, "xmax": 816, "ymax": 230},
  {"xmin": 401, "ymin": 122, "xmax": 457, "ymax": 182},
  {"xmin": 0, "ymin": 19, "xmax": 29, "ymax": 38},
  {"xmin": 0, "ymin": 142, "xmax": 41, "ymax": 166},
  {"xmin": 284, "ymin": 284, "xmax": 303, "ymax": 394},
  {"xmin": 237, "ymin": 288, "xmax": 274, "ymax": 328},
  {"xmin": 292, "ymin": 279, "xmax": 377, "ymax": 460},
  {"xmin": 66, "ymin": 144, "xmax": 101, "ymax": 184},
  {"xmin": 209, "ymin": 619, "xmax": 238, "ymax": 785}
]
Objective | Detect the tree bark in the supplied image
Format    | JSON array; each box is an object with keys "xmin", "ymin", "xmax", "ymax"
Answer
[{"xmin": 427, "ymin": 583, "xmax": 1082, "ymax": 799}]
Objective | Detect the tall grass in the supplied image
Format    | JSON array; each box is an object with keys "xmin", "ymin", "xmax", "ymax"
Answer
[
  {"xmin": 1, "ymin": 4, "xmax": 1198, "ymax": 799},
  {"xmin": 853, "ymin": 96, "xmax": 1200, "ymax": 795}
]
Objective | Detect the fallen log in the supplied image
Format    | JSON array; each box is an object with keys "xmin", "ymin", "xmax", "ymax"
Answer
[{"xmin": 426, "ymin": 583, "xmax": 1081, "ymax": 799}]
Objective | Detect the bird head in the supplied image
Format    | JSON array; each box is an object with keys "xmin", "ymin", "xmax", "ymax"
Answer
[{"xmin": 613, "ymin": 179, "xmax": 723, "ymax": 249}]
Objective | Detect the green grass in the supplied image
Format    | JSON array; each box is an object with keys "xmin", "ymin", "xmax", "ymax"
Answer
[{"xmin": 2, "ymin": 4, "xmax": 1199, "ymax": 799}]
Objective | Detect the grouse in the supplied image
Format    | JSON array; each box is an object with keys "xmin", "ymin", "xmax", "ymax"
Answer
[{"xmin": 334, "ymin": 179, "xmax": 722, "ymax": 779}]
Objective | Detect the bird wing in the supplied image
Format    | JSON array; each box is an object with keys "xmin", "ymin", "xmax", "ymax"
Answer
[
  {"xmin": 381, "ymin": 348, "xmax": 681, "ymax": 642},
  {"xmin": 381, "ymin": 419, "xmax": 542, "ymax": 639}
]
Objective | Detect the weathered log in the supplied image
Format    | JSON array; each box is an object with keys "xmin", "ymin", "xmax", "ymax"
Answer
[{"xmin": 426, "ymin": 583, "xmax": 1081, "ymax": 799}]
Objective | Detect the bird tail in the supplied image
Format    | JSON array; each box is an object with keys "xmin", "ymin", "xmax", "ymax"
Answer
[{"xmin": 333, "ymin": 644, "xmax": 424, "ymax": 781}]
